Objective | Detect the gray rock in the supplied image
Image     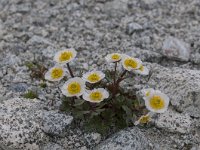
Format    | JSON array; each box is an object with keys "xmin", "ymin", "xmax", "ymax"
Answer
[
  {"xmin": 0, "ymin": 98, "xmax": 48, "ymax": 150},
  {"xmin": 140, "ymin": 0, "xmax": 161, "ymax": 9},
  {"xmin": 41, "ymin": 111, "xmax": 73, "ymax": 136},
  {"xmin": 191, "ymin": 145, "xmax": 200, "ymax": 150},
  {"xmin": 127, "ymin": 48, "xmax": 162, "ymax": 63},
  {"xmin": 1, "ymin": 53, "xmax": 22, "ymax": 67},
  {"xmin": 148, "ymin": 64, "xmax": 200, "ymax": 118},
  {"xmin": 126, "ymin": 22, "xmax": 143, "ymax": 35},
  {"xmin": 190, "ymin": 53, "xmax": 200, "ymax": 64},
  {"xmin": 9, "ymin": 3, "xmax": 31, "ymax": 13},
  {"xmin": 162, "ymin": 37, "xmax": 191, "ymax": 61},
  {"xmin": 27, "ymin": 35, "xmax": 54, "ymax": 46},
  {"xmin": 95, "ymin": 127, "xmax": 152, "ymax": 150},
  {"xmin": 0, "ymin": 143, "xmax": 15, "ymax": 150},
  {"xmin": 154, "ymin": 108, "xmax": 192, "ymax": 133},
  {"xmin": 84, "ymin": 132, "xmax": 101, "ymax": 147},
  {"xmin": 9, "ymin": 83, "xmax": 28, "ymax": 93},
  {"xmin": 104, "ymin": 0, "xmax": 129, "ymax": 16},
  {"xmin": 42, "ymin": 142, "xmax": 65, "ymax": 150}
]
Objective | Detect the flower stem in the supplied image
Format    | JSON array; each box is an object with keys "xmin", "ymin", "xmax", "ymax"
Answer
[
  {"xmin": 67, "ymin": 63, "xmax": 74, "ymax": 77},
  {"xmin": 90, "ymin": 102, "xmax": 96, "ymax": 111},
  {"xmin": 113, "ymin": 62, "xmax": 117, "ymax": 84},
  {"xmin": 70, "ymin": 97, "xmax": 75, "ymax": 106},
  {"xmin": 116, "ymin": 70, "xmax": 127, "ymax": 84},
  {"xmin": 110, "ymin": 70, "xmax": 127, "ymax": 98}
]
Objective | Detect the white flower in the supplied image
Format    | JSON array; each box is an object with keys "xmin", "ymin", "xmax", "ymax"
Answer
[
  {"xmin": 82, "ymin": 71, "xmax": 105, "ymax": 84},
  {"xmin": 105, "ymin": 53, "xmax": 122, "ymax": 63},
  {"xmin": 134, "ymin": 65, "xmax": 149, "ymax": 76},
  {"xmin": 144, "ymin": 90, "xmax": 169, "ymax": 113},
  {"xmin": 45, "ymin": 65, "xmax": 65, "ymax": 81},
  {"xmin": 141, "ymin": 88, "xmax": 155, "ymax": 97},
  {"xmin": 134, "ymin": 113, "xmax": 152, "ymax": 125},
  {"xmin": 122, "ymin": 55, "xmax": 142, "ymax": 71},
  {"xmin": 54, "ymin": 48, "xmax": 77, "ymax": 64},
  {"xmin": 61, "ymin": 77, "xmax": 85, "ymax": 97},
  {"xmin": 83, "ymin": 88, "xmax": 109, "ymax": 103}
]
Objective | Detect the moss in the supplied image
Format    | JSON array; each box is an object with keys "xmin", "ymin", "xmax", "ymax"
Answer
[
  {"xmin": 23, "ymin": 90, "xmax": 38, "ymax": 99},
  {"xmin": 39, "ymin": 82, "xmax": 47, "ymax": 88},
  {"xmin": 25, "ymin": 61, "xmax": 47, "ymax": 80}
]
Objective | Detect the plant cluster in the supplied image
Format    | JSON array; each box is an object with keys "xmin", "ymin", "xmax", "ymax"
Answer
[{"xmin": 44, "ymin": 49, "xmax": 170, "ymax": 134}]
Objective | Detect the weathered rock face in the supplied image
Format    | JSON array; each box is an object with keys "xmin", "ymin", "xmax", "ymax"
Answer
[
  {"xmin": 95, "ymin": 127, "xmax": 153, "ymax": 150},
  {"xmin": 0, "ymin": 98, "xmax": 74, "ymax": 150},
  {"xmin": 162, "ymin": 37, "xmax": 191, "ymax": 61},
  {"xmin": 148, "ymin": 64, "xmax": 200, "ymax": 118},
  {"xmin": 41, "ymin": 110, "xmax": 73, "ymax": 136},
  {"xmin": 0, "ymin": 98, "xmax": 47, "ymax": 150},
  {"xmin": 127, "ymin": 49, "xmax": 162, "ymax": 63},
  {"xmin": 104, "ymin": 0, "xmax": 129, "ymax": 16},
  {"xmin": 126, "ymin": 22, "xmax": 143, "ymax": 35},
  {"xmin": 41, "ymin": 142, "xmax": 65, "ymax": 150},
  {"xmin": 154, "ymin": 108, "xmax": 192, "ymax": 133}
]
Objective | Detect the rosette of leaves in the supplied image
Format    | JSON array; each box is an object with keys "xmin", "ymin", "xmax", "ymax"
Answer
[{"xmin": 60, "ymin": 71, "xmax": 144, "ymax": 135}]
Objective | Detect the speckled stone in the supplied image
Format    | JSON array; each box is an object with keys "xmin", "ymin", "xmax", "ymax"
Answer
[
  {"xmin": 95, "ymin": 127, "xmax": 152, "ymax": 150},
  {"xmin": 155, "ymin": 108, "xmax": 192, "ymax": 133},
  {"xmin": 84, "ymin": 132, "xmax": 101, "ymax": 147},
  {"xmin": 127, "ymin": 48, "xmax": 162, "ymax": 63},
  {"xmin": 148, "ymin": 64, "xmax": 200, "ymax": 118},
  {"xmin": 41, "ymin": 142, "xmax": 65, "ymax": 150},
  {"xmin": 9, "ymin": 83, "xmax": 28, "ymax": 93},
  {"xmin": 126, "ymin": 22, "xmax": 143, "ymax": 35},
  {"xmin": 41, "ymin": 111, "xmax": 73, "ymax": 136},
  {"xmin": 162, "ymin": 37, "xmax": 191, "ymax": 61},
  {"xmin": 0, "ymin": 98, "xmax": 48, "ymax": 150}
]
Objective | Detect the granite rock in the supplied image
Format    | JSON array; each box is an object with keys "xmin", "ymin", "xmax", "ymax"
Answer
[
  {"xmin": 0, "ymin": 98, "xmax": 48, "ymax": 150},
  {"xmin": 41, "ymin": 111, "xmax": 73, "ymax": 136},
  {"xmin": 104, "ymin": 0, "xmax": 129, "ymax": 16},
  {"xmin": 127, "ymin": 49, "xmax": 162, "ymax": 63},
  {"xmin": 41, "ymin": 142, "xmax": 65, "ymax": 150},
  {"xmin": 95, "ymin": 127, "xmax": 153, "ymax": 150},
  {"xmin": 162, "ymin": 37, "xmax": 191, "ymax": 61},
  {"xmin": 126, "ymin": 22, "xmax": 143, "ymax": 35},
  {"xmin": 154, "ymin": 108, "xmax": 193, "ymax": 133},
  {"xmin": 148, "ymin": 64, "xmax": 200, "ymax": 118}
]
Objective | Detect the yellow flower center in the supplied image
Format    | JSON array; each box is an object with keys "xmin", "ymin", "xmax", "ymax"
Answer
[
  {"xmin": 89, "ymin": 91, "xmax": 103, "ymax": 101},
  {"xmin": 146, "ymin": 91, "xmax": 150, "ymax": 97},
  {"xmin": 139, "ymin": 115, "xmax": 150, "ymax": 124},
  {"xmin": 124, "ymin": 58, "xmax": 138, "ymax": 69},
  {"xmin": 111, "ymin": 54, "xmax": 120, "ymax": 60},
  {"xmin": 87, "ymin": 73, "xmax": 100, "ymax": 83},
  {"xmin": 67, "ymin": 82, "xmax": 81, "ymax": 95},
  {"xmin": 149, "ymin": 95, "xmax": 165, "ymax": 110},
  {"xmin": 59, "ymin": 51, "xmax": 73, "ymax": 62},
  {"xmin": 51, "ymin": 68, "xmax": 64, "ymax": 79},
  {"xmin": 139, "ymin": 65, "xmax": 144, "ymax": 71}
]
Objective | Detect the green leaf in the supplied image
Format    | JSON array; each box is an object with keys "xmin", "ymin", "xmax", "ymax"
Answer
[
  {"xmin": 23, "ymin": 90, "xmax": 38, "ymax": 99},
  {"xmin": 73, "ymin": 110, "xmax": 90, "ymax": 119},
  {"xmin": 95, "ymin": 108, "xmax": 105, "ymax": 113},
  {"xmin": 122, "ymin": 105, "xmax": 132, "ymax": 116},
  {"xmin": 73, "ymin": 99, "xmax": 85, "ymax": 106}
]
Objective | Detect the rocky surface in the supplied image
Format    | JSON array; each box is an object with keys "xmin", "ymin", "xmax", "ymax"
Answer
[
  {"xmin": 154, "ymin": 108, "xmax": 193, "ymax": 134},
  {"xmin": 162, "ymin": 37, "xmax": 191, "ymax": 61},
  {"xmin": 0, "ymin": 0, "xmax": 200, "ymax": 149},
  {"xmin": 41, "ymin": 142, "xmax": 65, "ymax": 150},
  {"xmin": 41, "ymin": 111, "xmax": 73, "ymax": 137},
  {"xmin": 147, "ymin": 63, "xmax": 200, "ymax": 118},
  {"xmin": 0, "ymin": 98, "xmax": 48, "ymax": 150},
  {"xmin": 95, "ymin": 127, "xmax": 153, "ymax": 150}
]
